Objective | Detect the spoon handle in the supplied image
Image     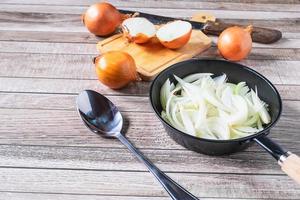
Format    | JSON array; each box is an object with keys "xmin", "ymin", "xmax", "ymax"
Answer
[{"xmin": 117, "ymin": 133, "xmax": 199, "ymax": 200}]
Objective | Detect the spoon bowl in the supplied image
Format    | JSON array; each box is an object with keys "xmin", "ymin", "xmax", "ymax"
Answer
[
  {"xmin": 76, "ymin": 90, "xmax": 199, "ymax": 200},
  {"xmin": 77, "ymin": 90, "xmax": 123, "ymax": 137}
]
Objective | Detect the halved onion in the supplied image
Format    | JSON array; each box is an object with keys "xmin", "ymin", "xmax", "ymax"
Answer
[
  {"xmin": 122, "ymin": 17, "xmax": 156, "ymax": 44},
  {"xmin": 156, "ymin": 20, "xmax": 192, "ymax": 49}
]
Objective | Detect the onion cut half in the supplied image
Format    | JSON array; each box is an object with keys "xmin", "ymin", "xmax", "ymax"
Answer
[
  {"xmin": 156, "ymin": 20, "xmax": 192, "ymax": 49},
  {"xmin": 122, "ymin": 17, "xmax": 156, "ymax": 44}
]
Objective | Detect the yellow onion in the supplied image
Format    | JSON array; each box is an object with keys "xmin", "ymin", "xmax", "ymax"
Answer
[
  {"xmin": 94, "ymin": 51, "xmax": 139, "ymax": 89},
  {"xmin": 218, "ymin": 25, "xmax": 253, "ymax": 61},
  {"xmin": 82, "ymin": 2, "xmax": 128, "ymax": 36}
]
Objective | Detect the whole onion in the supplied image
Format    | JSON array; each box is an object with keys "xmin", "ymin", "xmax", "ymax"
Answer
[
  {"xmin": 218, "ymin": 25, "xmax": 253, "ymax": 61},
  {"xmin": 94, "ymin": 51, "xmax": 140, "ymax": 89},
  {"xmin": 82, "ymin": 2, "xmax": 127, "ymax": 36}
]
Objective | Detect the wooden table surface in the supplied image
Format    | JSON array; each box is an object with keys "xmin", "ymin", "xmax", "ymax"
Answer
[{"xmin": 1, "ymin": 0, "xmax": 300, "ymax": 199}]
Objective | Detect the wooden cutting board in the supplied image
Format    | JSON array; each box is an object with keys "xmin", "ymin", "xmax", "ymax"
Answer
[{"xmin": 97, "ymin": 21, "xmax": 211, "ymax": 80}]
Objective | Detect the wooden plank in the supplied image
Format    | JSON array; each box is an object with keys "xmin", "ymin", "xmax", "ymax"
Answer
[
  {"xmin": 0, "ymin": 193, "xmax": 170, "ymax": 200},
  {"xmin": 0, "ymin": 93, "xmax": 150, "ymax": 111},
  {"xmin": 0, "ymin": 4, "xmax": 299, "ymax": 19},
  {"xmin": 1, "ymin": 0, "xmax": 300, "ymax": 12},
  {"xmin": 1, "ymin": 44, "xmax": 300, "ymax": 61},
  {"xmin": 0, "ymin": 92, "xmax": 299, "ymax": 113},
  {"xmin": 284, "ymin": 32, "xmax": 300, "ymax": 39},
  {"xmin": 0, "ymin": 5, "xmax": 299, "ymax": 19},
  {"xmin": 0, "ymin": 77, "xmax": 150, "ymax": 95},
  {"xmin": 0, "ymin": 41, "xmax": 98, "ymax": 54},
  {"xmin": 0, "ymin": 77, "xmax": 299, "ymax": 99},
  {"xmin": 1, "ymin": 168, "xmax": 300, "ymax": 199},
  {"xmin": 1, "ymin": 39, "xmax": 300, "ymax": 57},
  {"xmin": 0, "ymin": 14, "xmax": 298, "ymax": 37},
  {"xmin": 239, "ymin": 60, "xmax": 300, "ymax": 85},
  {"xmin": 0, "ymin": 53, "xmax": 98, "ymax": 79},
  {"xmin": 0, "ymin": 31, "xmax": 299, "ymax": 46},
  {"xmin": 0, "ymin": 109, "xmax": 299, "ymax": 150},
  {"xmin": 0, "ymin": 30, "xmax": 100, "ymax": 43},
  {"xmin": 0, "ymin": 48, "xmax": 300, "ymax": 79},
  {"xmin": 1, "ymin": 0, "xmax": 299, "ymax": 6},
  {"xmin": 0, "ymin": 93, "xmax": 150, "ymax": 112},
  {"xmin": 1, "ymin": 52, "xmax": 300, "ymax": 84},
  {"xmin": 2, "ymin": 144, "xmax": 300, "ymax": 174},
  {"xmin": 2, "ymin": 41, "xmax": 300, "ymax": 58},
  {"xmin": 0, "ymin": 192, "xmax": 253, "ymax": 200},
  {"xmin": 0, "ymin": 9, "xmax": 299, "ymax": 33},
  {"xmin": 0, "ymin": 193, "xmax": 167, "ymax": 200},
  {"xmin": 0, "ymin": 12, "xmax": 86, "ymax": 33},
  {"xmin": 276, "ymin": 85, "xmax": 300, "ymax": 100}
]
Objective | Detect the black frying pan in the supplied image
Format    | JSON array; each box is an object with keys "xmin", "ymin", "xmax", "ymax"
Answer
[{"xmin": 150, "ymin": 59, "xmax": 300, "ymax": 184}]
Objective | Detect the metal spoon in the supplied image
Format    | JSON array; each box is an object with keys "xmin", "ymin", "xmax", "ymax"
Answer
[{"xmin": 76, "ymin": 90, "xmax": 199, "ymax": 200}]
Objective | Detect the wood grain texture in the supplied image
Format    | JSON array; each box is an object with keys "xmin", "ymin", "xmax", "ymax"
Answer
[
  {"xmin": 0, "ymin": 30, "xmax": 100, "ymax": 43},
  {"xmin": 0, "ymin": 78, "xmax": 299, "ymax": 100},
  {"xmin": 280, "ymin": 154, "xmax": 300, "ymax": 184},
  {"xmin": 1, "ymin": 144, "xmax": 300, "ymax": 174},
  {"xmin": 0, "ymin": 193, "xmax": 169, "ymax": 200},
  {"xmin": 0, "ymin": 77, "xmax": 150, "ymax": 95},
  {"xmin": 1, "ymin": 4, "xmax": 300, "ymax": 19},
  {"xmin": 1, "ymin": 41, "xmax": 300, "ymax": 57},
  {"xmin": 0, "ymin": 48, "xmax": 300, "ymax": 81},
  {"xmin": 0, "ymin": 192, "xmax": 254, "ymax": 200},
  {"xmin": 0, "ymin": 92, "xmax": 300, "ymax": 111},
  {"xmin": 1, "ymin": 0, "xmax": 300, "ymax": 12},
  {"xmin": 1, "ymin": 0, "xmax": 300, "ymax": 5},
  {"xmin": 0, "ymin": 12, "xmax": 298, "ymax": 34},
  {"xmin": 1, "ymin": 52, "xmax": 300, "ymax": 84},
  {"xmin": 1, "ymin": 36, "xmax": 300, "ymax": 56},
  {"xmin": 1, "ymin": 168, "xmax": 300, "ymax": 199},
  {"xmin": 0, "ymin": 5, "xmax": 299, "ymax": 34},
  {"xmin": 0, "ymin": 31, "xmax": 299, "ymax": 45},
  {"xmin": 0, "ymin": 93, "xmax": 149, "ymax": 111},
  {"xmin": 1, "ymin": 0, "xmax": 300, "ymax": 199},
  {"xmin": 0, "ymin": 109, "xmax": 299, "ymax": 151}
]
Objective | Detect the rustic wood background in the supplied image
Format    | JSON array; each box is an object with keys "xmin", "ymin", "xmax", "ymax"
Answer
[{"xmin": 0, "ymin": 0, "xmax": 300, "ymax": 199}]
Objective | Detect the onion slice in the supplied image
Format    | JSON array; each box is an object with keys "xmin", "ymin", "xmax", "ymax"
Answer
[{"xmin": 160, "ymin": 73, "xmax": 271, "ymax": 140}]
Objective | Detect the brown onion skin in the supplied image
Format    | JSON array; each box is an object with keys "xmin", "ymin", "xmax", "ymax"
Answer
[
  {"xmin": 122, "ymin": 27, "xmax": 152, "ymax": 44},
  {"xmin": 158, "ymin": 29, "xmax": 192, "ymax": 49},
  {"xmin": 217, "ymin": 26, "xmax": 252, "ymax": 61},
  {"xmin": 94, "ymin": 51, "xmax": 139, "ymax": 89},
  {"xmin": 83, "ymin": 3, "xmax": 123, "ymax": 36}
]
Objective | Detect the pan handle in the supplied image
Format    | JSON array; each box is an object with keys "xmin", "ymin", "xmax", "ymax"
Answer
[{"xmin": 254, "ymin": 135, "xmax": 300, "ymax": 184}]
